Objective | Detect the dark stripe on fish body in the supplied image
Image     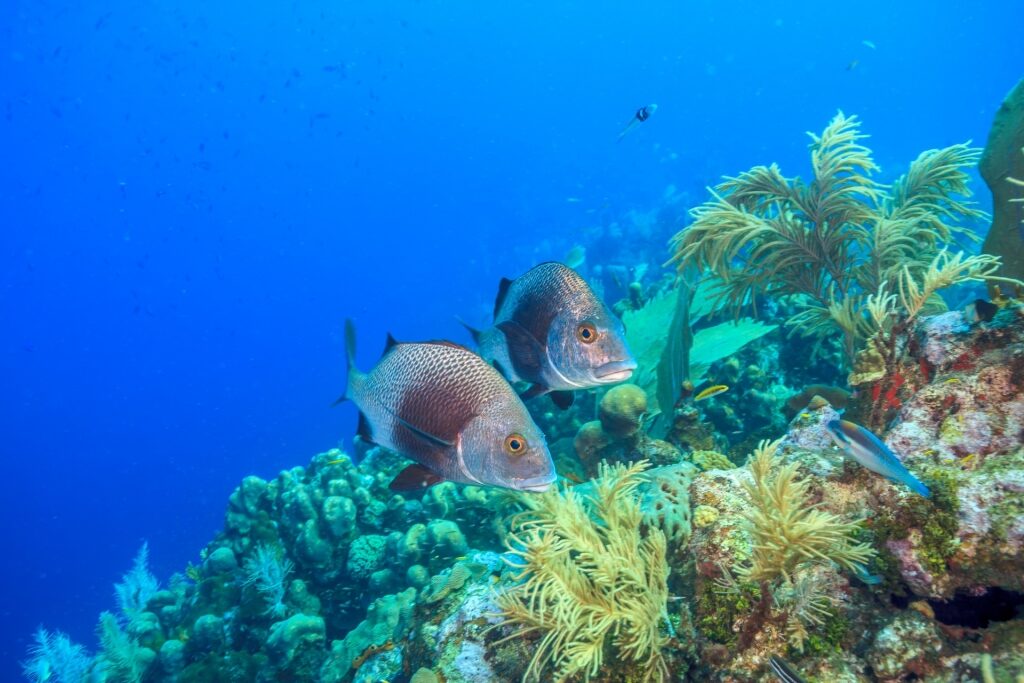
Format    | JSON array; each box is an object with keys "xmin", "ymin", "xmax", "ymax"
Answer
[
  {"xmin": 357, "ymin": 341, "xmax": 514, "ymax": 472},
  {"xmin": 500, "ymin": 265, "xmax": 569, "ymax": 345},
  {"xmin": 395, "ymin": 370, "xmax": 477, "ymax": 445},
  {"xmin": 496, "ymin": 263, "xmax": 592, "ymax": 380},
  {"xmin": 386, "ymin": 418, "xmax": 459, "ymax": 481}
]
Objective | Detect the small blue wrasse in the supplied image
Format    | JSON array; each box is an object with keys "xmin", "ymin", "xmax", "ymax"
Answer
[{"xmin": 826, "ymin": 419, "xmax": 930, "ymax": 497}]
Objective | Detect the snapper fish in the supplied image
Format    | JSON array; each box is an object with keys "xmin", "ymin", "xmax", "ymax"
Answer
[
  {"xmin": 826, "ymin": 419, "xmax": 931, "ymax": 497},
  {"xmin": 463, "ymin": 262, "xmax": 636, "ymax": 409},
  {"xmin": 338, "ymin": 320, "xmax": 555, "ymax": 493}
]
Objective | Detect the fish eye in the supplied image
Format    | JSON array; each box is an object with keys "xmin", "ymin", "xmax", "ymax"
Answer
[
  {"xmin": 504, "ymin": 434, "xmax": 527, "ymax": 455},
  {"xmin": 576, "ymin": 322, "xmax": 599, "ymax": 344}
]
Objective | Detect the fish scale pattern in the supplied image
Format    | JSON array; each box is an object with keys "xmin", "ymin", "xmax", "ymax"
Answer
[
  {"xmin": 365, "ymin": 343, "xmax": 509, "ymax": 417},
  {"xmin": 498, "ymin": 262, "xmax": 593, "ymax": 323}
]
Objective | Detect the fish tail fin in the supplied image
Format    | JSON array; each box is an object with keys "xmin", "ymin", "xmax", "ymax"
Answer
[
  {"xmin": 457, "ymin": 316, "xmax": 482, "ymax": 345},
  {"xmin": 333, "ymin": 319, "xmax": 361, "ymax": 405},
  {"xmin": 910, "ymin": 477, "xmax": 931, "ymax": 498}
]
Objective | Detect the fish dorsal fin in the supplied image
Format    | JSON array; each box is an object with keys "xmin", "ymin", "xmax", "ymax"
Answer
[
  {"xmin": 389, "ymin": 463, "xmax": 445, "ymax": 491},
  {"xmin": 497, "ymin": 320, "xmax": 545, "ymax": 376},
  {"xmin": 423, "ymin": 339, "xmax": 474, "ymax": 353},
  {"xmin": 384, "ymin": 332, "xmax": 400, "ymax": 353},
  {"xmin": 493, "ymin": 277, "xmax": 514, "ymax": 318}
]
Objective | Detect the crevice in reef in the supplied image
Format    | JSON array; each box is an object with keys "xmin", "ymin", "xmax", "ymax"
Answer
[{"xmin": 927, "ymin": 588, "xmax": 1024, "ymax": 629}]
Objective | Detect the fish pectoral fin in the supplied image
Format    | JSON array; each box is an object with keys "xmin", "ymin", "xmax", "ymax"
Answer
[
  {"xmin": 550, "ymin": 390, "xmax": 575, "ymax": 410},
  {"xmin": 355, "ymin": 412, "xmax": 376, "ymax": 445},
  {"xmin": 496, "ymin": 320, "xmax": 545, "ymax": 375},
  {"xmin": 456, "ymin": 316, "xmax": 483, "ymax": 345},
  {"xmin": 389, "ymin": 464, "xmax": 445, "ymax": 491},
  {"xmin": 518, "ymin": 384, "xmax": 549, "ymax": 402},
  {"xmin": 394, "ymin": 414, "xmax": 456, "ymax": 448}
]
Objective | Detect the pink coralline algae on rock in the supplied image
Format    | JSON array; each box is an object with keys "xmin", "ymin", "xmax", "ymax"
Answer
[{"xmin": 872, "ymin": 304, "xmax": 1024, "ymax": 598}]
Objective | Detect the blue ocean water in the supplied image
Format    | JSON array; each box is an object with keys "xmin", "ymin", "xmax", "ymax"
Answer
[{"xmin": 1, "ymin": 0, "xmax": 1020, "ymax": 677}]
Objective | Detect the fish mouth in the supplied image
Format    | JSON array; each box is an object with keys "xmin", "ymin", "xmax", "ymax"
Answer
[
  {"xmin": 593, "ymin": 360, "xmax": 637, "ymax": 383},
  {"xmin": 516, "ymin": 474, "xmax": 557, "ymax": 493}
]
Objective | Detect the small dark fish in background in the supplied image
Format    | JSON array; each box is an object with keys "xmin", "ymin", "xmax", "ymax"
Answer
[
  {"xmin": 826, "ymin": 419, "xmax": 931, "ymax": 497},
  {"xmin": 783, "ymin": 384, "xmax": 851, "ymax": 419},
  {"xmin": 964, "ymin": 298, "xmax": 999, "ymax": 323},
  {"xmin": 846, "ymin": 59, "xmax": 859, "ymax": 71},
  {"xmin": 337, "ymin": 320, "xmax": 555, "ymax": 493},
  {"xmin": 618, "ymin": 103, "xmax": 657, "ymax": 141},
  {"xmin": 769, "ymin": 655, "xmax": 806, "ymax": 683},
  {"xmin": 463, "ymin": 262, "xmax": 636, "ymax": 409}
]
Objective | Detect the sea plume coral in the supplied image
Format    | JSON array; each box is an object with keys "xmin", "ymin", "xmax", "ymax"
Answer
[
  {"xmin": 717, "ymin": 439, "xmax": 874, "ymax": 651},
  {"xmin": 114, "ymin": 542, "xmax": 159, "ymax": 626},
  {"xmin": 21, "ymin": 628, "xmax": 92, "ymax": 683},
  {"xmin": 736, "ymin": 439, "xmax": 875, "ymax": 584},
  {"xmin": 243, "ymin": 543, "xmax": 294, "ymax": 618},
  {"xmin": 668, "ymin": 111, "xmax": 1014, "ymax": 364},
  {"xmin": 493, "ymin": 460, "xmax": 670, "ymax": 682},
  {"xmin": 96, "ymin": 611, "xmax": 154, "ymax": 682}
]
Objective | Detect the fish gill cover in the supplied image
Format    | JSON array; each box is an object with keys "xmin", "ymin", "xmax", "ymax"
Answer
[{"xmin": 3, "ymin": 1, "xmax": 1024, "ymax": 682}]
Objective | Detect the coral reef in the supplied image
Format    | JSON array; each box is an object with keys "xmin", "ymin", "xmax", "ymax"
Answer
[
  {"xmin": 573, "ymin": 383, "xmax": 687, "ymax": 475},
  {"xmin": 20, "ymin": 134, "xmax": 1024, "ymax": 682},
  {"xmin": 20, "ymin": 297, "xmax": 1024, "ymax": 682},
  {"xmin": 683, "ymin": 303, "xmax": 1024, "ymax": 680}
]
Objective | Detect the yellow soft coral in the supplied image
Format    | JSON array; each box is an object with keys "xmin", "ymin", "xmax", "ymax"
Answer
[
  {"xmin": 716, "ymin": 440, "xmax": 875, "ymax": 652},
  {"xmin": 493, "ymin": 461, "xmax": 669, "ymax": 683},
  {"xmin": 737, "ymin": 439, "xmax": 874, "ymax": 584}
]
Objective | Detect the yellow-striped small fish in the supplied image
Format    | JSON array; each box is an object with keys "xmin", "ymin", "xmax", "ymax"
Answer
[{"xmin": 694, "ymin": 385, "xmax": 729, "ymax": 402}]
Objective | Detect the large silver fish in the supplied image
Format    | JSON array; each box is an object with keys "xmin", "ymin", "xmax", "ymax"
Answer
[
  {"xmin": 465, "ymin": 262, "xmax": 636, "ymax": 409},
  {"xmin": 339, "ymin": 321, "xmax": 555, "ymax": 493},
  {"xmin": 826, "ymin": 419, "xmax": 931, "ymax": 497}
]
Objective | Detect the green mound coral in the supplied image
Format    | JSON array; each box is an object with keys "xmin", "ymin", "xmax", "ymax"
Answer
[
  {"xmin": 421, "ymin": 559, "xmax": 489, "ymax": 604},
  {"xmin": 321, "ymin": 587, "xmax": 417, "ymax": 680},
  {"xmin": 980, "ymin": 78, "xmax": 1024, "ymax": 296},
  {"xmin": 669, "ymin": 111, "xmax": 1016, "ymax": 365},
  {"xmin": 598, "ymin": 383, "xmax": 648, "ymax": 437},
  {"xmin": 690, "ymin": 449, "xmax": 735, "ymax": 471},
  {"xmin": 493, "ymin": 460, "xmax": 671, "ymax": 682}
]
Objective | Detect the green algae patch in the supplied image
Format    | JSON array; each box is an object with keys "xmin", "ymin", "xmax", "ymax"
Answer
[
  {"xmin": 696, "ymin": 580, "xmax": 755, "ymax": 646},
  {"xmin": 798, "ymin": 608, "xmax": 849, "ymax": 657},
  {"xmin": 869, "ymin": 466, "xmax": 962, "ymax": 583}
]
